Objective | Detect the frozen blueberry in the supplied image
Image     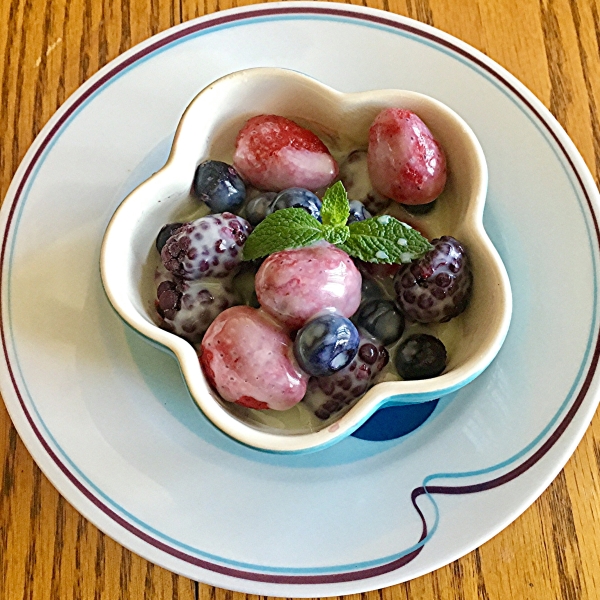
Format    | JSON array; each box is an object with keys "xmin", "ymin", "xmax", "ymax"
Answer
[
  {"xmin": 355, "ymin": 299, "xmax": 405, "ymax": 345},
  {"xmin": 395, "ymin": 334, "xmax": 447, "ymax": 380},
  {"xmin": 311, "ymin": 330, "xmax": 389, "ymax": 419},
  {"xmin": 272, "ymin": 188, "xmax": 322, "ymax": 221},
  {"xmin": 403, "ymin": 199, "xmax": 437, "ymax": 215},
  {"xmin": 193, "ymin": 160, "xmax": 246, "ymax": 213},
  {"xmin": 156, "ymin": 222, "xmax": 184, "ymax": 253},
  {"xmin": 360, "ymin": 277, "xmax": 386, "ymax": 301},
  {"xmin": 293, "ymin": 313, "xmax": 360, "ymax": 377},
  {"xmin": 244, "ymin": 191, "xmax": 277, "ymax": 226},
  {"xmin": 347, "ymin": 200, "xmax": 372, "ymax": 224}
]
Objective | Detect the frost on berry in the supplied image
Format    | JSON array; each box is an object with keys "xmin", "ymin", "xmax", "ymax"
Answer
[
  {"xmin": 233, "ymin": 115, "xmax": 338, "ymax": 192},
  {"xmin": 367, "ymin": 108, "xmax": 446, "ymax": 205},
  {"xmin": 154, "ymin": 264, "xmax": 240, "ymax": 344},
  {"xmin": 200, "ymin": 306, "xmax": 309, "ymax": 411},
  {"xmin": 394, "ymin": 236, "xmax": 472, "ymax": 323},
  {"xmin": 254, "ymin": 242, "xmax": 362, "ymax": 329},
  {"xmin": 161, "ymin": 213, "xmax": 252, "ymax": 280},
  {"xmin": 304, "ymin": 330, "xmax": 389, "ymax": 421}
]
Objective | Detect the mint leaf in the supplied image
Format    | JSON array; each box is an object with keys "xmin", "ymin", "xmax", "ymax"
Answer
[
  {"xmin": 322, "ymin": 224, "xmax": 350, "ymax": 245},
  {"xmin": 320, "ymin": 181, "xmax": 350, "ymax": 227},
  {"xmin": 243, "ymin": 208, "xmax": 323, "ymax": 260},
  {"xmin": 340, "ymin": 215, "xmax": 432, "ymax": 263}
]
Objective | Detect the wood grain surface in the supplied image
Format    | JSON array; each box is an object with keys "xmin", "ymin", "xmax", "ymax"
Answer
[{"xmin": 1, "ymin": 0, "xmax": 600, "ymax": 598}]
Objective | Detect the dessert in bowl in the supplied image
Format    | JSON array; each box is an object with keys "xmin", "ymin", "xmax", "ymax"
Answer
[{"xmin": 100, "ymin": 67, "xmax": 512, "ymax": 453}]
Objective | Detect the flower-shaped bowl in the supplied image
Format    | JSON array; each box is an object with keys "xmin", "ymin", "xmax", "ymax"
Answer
[{"xmin": 101, "ymin": 67, "xmax": 512, "ymax": 453}]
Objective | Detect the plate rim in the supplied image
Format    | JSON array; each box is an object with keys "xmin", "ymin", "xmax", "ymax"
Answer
[{"xmin": 1, "ymin": 2, "xmax": 599, "ymax": 595}]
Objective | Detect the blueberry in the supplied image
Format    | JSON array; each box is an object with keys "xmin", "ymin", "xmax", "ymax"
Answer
[
  {"xmin": 193, "ymin": 160, "xmax": 246, "ymax": 213},
  {"xmin": 244, "ymin": 191, "xmax": 277, "ymax": 226},
  {"xmin": 355, "ymin": 299, "xmax": 405, "ymax": 345},
  {"xmin": 402, "ymin": 200, "xmax": 437, "ymax": 215},
  {"xmin": 272, "ymin": 188, "xmax": 322, "ymax": 221},
  {"xmin": 395, "ymin": 334, "xmax": 446, "ymax": 380},
  {"xmin": 312, "ymin": 332, "xmax": 389, "ymax": 419},
  {"xmin": 360, "ymin": 277, "xmax": 385, "ymax": 301},
  {"xmin": 347, "ymin": 200, "xmax": 372, "ymax": 224},
  {"xmin": 156, "ymin": 222, "xmax": 184, "ymax": 253},
  {"xmin": 294, "ymin": 313, "xmax": 359, "ymax": 377}
]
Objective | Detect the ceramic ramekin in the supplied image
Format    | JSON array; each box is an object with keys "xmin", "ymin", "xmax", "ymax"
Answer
[{"xmin": 101, "ymin": 67, "xmax": 512, "ymax": 453}]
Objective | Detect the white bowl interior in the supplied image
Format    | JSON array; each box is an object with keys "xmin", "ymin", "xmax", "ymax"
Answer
[{"xmin": 101, "ymin": 68, "xmax": 511, "ymax": 452}]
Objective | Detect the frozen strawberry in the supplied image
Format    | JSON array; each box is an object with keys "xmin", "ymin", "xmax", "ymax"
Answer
[
  {"xmin": 254, "ymin": 242, "xmax": 362, "ymax": 329},
  {"xmin": 233, "ymin": 115, "xmax": 338, "ymax": 192},
  {"xmin": 200, "ymin": 306, "xmax": 309, "ymax": 411},
  {"xmin": 367, "ymin": 109, "xmax": 446, "ymax": 205}
]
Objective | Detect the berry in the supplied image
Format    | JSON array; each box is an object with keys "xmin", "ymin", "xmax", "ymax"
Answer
[
  {"xmin": 395, "ymin": 334, "xmax": 446, "ymax": 380},
  {"xmin": 255, "ymin": 242, "xmax": 362, "ymax": 329},
  {"xmin": 311, "ymin": 331, "xmax": 389, "ymax": 420},
  {"xmin": 233, "ymin": 115, "xmax": 338, "ymax": 192},
  {"xmin": 154, "ymin": 264, "xmax": 239, "ymax": 344},
  {"xmin": 272, "ymin": 188, "xmax": 322, "ymax": 221},
  {"xmin": 161, "ymin": 213, "xmax": 252, "ymax": 280},
  {"xmin": 156, "ymin": 222, "xmax": 184, "ymax": 253},
  {"xmin": 360, "ymin": 276, "xmax": 386, "ymax": 301},
  {"xmin": 200, "ymin": 306, "xmax": 309, "ymax": 411},
  {"xmin": 293, "ymin": 313, "xmax": 359, "ymax": 376},
  {"xmin": 193, "ymin": 160, "xmax": 246, "ymax": 213},
  {"xmin": 355, "ymin": 258, "xmax": 401, "ymax": 281},
  {"xmin": 394, "ymin": 236, "xmax": 472, "ymax": 323},
  {"xmin": 347, "ymin": 200, "xmax": 371, "ymax": 224},
  {"xmin": 403, "ymin": 199, "xmax": 437, "ymax": 215},
  {"xmin": 354, "ymin": 299, "xmax": 405, "ymax": 345},
  {"xmin": 338, "ymin": 150, "xmax": 390, "ymax": 214},
  {"xmin": 244, "ymin": 191, "xmax": 277, "ymax": 226},
  {"xmin": 368, "ymin": 108, "xmax": 446, "ymax": 205}
]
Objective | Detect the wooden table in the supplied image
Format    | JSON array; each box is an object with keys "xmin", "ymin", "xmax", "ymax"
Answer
[{"xmin": 1, "ymin": 0, "xmax": 600, "ymax": 597}]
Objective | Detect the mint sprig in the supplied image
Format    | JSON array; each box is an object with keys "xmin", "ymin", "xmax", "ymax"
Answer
[
  {"xmin": 242, "ymin": 183, "xmax": 433, "ymax": 263},
  {"xmin": 340, "ymin": 216, "xmax": 432, "ymax": 263},
  {"xmin": 321, "ymin": 181, "xmax": 350, "ymax": 227},
  {"xmin": 243, "ymin": 208, "xmax": 323, "ymax": 261}
]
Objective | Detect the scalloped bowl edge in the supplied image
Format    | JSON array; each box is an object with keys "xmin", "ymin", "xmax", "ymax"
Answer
[{"xmin": 101, "ymin": 68, "xmax": 512, "ymax": 453}]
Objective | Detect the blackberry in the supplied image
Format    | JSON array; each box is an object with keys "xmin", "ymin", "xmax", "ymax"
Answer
[
  {"xmin": 155, "ymin": 265, "xmax": 240, "ymax": 344},
  {"xmin": 394, "ymin": 236, "xmax": 472, "ymax": 323},
  {"xmin": 156, "ymin": 222, "xmax": 185, "ymax": 254},
  {"xmin": 311, "ymin": 331, "xmax": 389, "ymax": 420},
  {"xmin": 161, "ymin": 213, "xmax": 252, "ymax": 280},
  {"xmin": 395, "ymin": 334, "xmax": 447, "ymax": 380}
]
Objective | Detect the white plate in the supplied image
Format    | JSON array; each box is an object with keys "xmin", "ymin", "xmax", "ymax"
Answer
[{"xmin": 1, "ymin": 2, "xmax": 599, "ymax": 596}]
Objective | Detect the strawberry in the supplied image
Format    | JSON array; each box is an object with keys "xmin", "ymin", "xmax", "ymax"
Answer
[
  {"xmin": 233, "ymin": 115, "xmax": 338, "ymax": 192},
  {"xmin": 367, "ymin": 108, "xmax": 447, "ymax": 205},
  {"xmin": 200, "ymin": 306, "xmax": 309, "ymax": 411}
]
